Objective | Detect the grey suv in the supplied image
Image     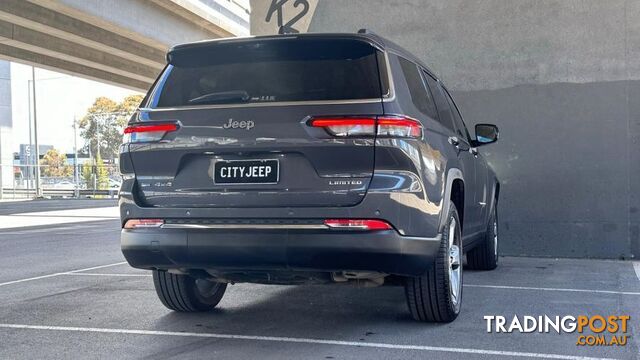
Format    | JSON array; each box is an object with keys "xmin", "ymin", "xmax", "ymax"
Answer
[{"xmin": 119, "ymin": 31, "xmax": 500, "ymax": 323}]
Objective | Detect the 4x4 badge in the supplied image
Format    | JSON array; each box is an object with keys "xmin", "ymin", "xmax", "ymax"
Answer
[{"xmin": 223, "ymin": 118, "xmax": 254, "ymax": 130}]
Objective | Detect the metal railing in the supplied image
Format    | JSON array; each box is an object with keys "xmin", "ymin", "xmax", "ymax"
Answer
[
  {"xmin": 1, "ymin": 188, "xmax": 118, "ymax": 199},
  {"xmin": 0, "ymin": 163, "xmax": 120, "ymax": 199}
]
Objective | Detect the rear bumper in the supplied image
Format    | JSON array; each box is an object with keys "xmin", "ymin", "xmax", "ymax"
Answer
[{"xmin": 121, "ymin": 227, "xmax": 440, "ymax": 277}]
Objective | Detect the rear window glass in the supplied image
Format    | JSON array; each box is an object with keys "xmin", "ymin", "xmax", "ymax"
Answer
[{"xmin": 151, "ymin": 38, "xmax": 383, "ymax": 108}]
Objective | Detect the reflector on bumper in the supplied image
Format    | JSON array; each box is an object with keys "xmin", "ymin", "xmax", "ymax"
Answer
[
  {"xmin": 123, "ymin": 219, "xmax": 164, "ymax": 229},
  {"xmin": 324, "ymin": 219, "xmax": 393, "ymax": 231}
]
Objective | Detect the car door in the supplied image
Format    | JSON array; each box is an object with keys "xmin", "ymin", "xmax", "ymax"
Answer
[
  {"xmin": 423, "ymin": 73, "xmax": 482, "ymax": 236},
  {"xmin": 442, "ymin": 85, "xmax": 489, "ymax": 236}
]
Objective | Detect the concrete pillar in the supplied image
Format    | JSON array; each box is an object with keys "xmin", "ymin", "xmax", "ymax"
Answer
[{"xmin": 0, "ymin": 60, "xmax": 12, "ymax": 193}]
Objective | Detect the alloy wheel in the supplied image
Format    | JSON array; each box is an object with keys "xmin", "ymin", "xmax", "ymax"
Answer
[{"xmin": 448, "ymin": 217, "xmax": 462, "ymax": 308}]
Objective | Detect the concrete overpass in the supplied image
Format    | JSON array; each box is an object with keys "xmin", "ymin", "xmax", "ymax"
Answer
[{"xmin": 0, "ymin": 0, "xmax": 250, "ymax": 91}]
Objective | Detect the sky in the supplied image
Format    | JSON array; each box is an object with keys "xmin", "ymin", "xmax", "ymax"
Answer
[{"xmin": 9, "ymin": 62, "xmax": 142, "ymax": 154}]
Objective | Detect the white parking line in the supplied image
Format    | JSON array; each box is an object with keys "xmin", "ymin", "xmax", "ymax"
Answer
[
  {"xmin": 465, "ymin": 284, "xmax": 640, "ymax": 296},
  {"xmin": 63, "ymin": 273, "xmax": 150, "ymax": 277},
  {"xmin": 29, "ymin": 271, "xmax": 640, "ymax": 296},
  {"xmin": 0, "ymin": 262, "xmax": 127, "ymax": 287},
  {"xmin": 0, "ymin": 323, "xmax": 615, "ymax": 360},
  {"xmin": 3, "ymin": 268, "xmax": 639, "ymax": 297},
  {"xmin": 65, "ymin": 262, "xmax": 128, "ymax": 273}
]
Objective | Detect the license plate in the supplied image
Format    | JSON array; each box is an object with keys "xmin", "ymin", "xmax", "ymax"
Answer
[{"xmin": 214, "ymin": 159, "xmax": 279, "ymax": 185}]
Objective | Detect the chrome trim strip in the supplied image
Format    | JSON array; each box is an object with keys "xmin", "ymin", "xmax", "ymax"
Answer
[
  {"xmin": 160, "ymin": 224, "xmax": 328, "ymax": 230},
  {"xmin": 382, "ymin": 51, "xmax": 396, "ymax": 102},
  {"xmin": 326, "ymin": 225, "xmax": 369, "ymax": 230},
  {"xmin": 139, "ymin": 98, "xmax": 383, "ymax": 112}
]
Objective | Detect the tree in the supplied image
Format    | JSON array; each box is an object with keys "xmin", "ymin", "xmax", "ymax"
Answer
[
  {"xmin": 40, "ymin": 149, "xmax": 73, "ymax": 177},
  {"xmin": 95, "ymin": 154, "xmax": 109, "ymax": 190},
  {"xmin": 81, "ymin": 160, "xmax": 94, "ymax": 189},
  {"xmin": 117, "ymin": 94, "xmax": 145, "ymax": 114},
  {"xmin": 81, "ymin": 155, "xmax": 109, "ymax": 190},
  {"xmin": 79, "ymin": 95, "xmax": 143, "ymax": 161}
]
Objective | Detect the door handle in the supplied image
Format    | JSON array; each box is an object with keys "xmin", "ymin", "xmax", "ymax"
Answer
[
  {"xmin": 470, "ymin": 148, "xmax": 478, "ymax": 157},
  {"xmin": 448, "ymin": 136, "xmax": 460, "ymax": 147}
]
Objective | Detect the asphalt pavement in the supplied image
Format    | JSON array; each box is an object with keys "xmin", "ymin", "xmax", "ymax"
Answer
[{"xmin": 0, "ymin": 200, "xmax": 638, "ymax": 359}]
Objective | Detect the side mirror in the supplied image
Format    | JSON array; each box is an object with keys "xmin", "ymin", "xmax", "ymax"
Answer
[{"xmin": 472, "ymin": 124, "xmax": 499, "ymax": 146}]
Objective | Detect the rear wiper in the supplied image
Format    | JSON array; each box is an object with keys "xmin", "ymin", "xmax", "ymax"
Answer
[{"xmin": 188, "ymin": 90, "xmax": 250, "ymax": 105}]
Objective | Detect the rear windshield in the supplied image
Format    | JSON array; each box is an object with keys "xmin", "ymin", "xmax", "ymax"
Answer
[{"xmin": 150, "ymin": 38, "xmax": 383, "ymax": 108}]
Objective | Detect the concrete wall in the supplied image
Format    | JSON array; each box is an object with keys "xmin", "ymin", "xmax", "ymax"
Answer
[{"xmin": 308, "ymin": 0, "xmax": 639, "ymax": 259}]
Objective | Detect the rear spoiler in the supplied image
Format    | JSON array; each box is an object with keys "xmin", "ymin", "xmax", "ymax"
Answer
[{"xmin": 167, "ymin": 33, "xmax": 385, "ymax": 64}]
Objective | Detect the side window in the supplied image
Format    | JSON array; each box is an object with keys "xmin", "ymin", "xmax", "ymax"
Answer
[
  {"xmin": 423, "ymin": 74, "xmax": 455, "ymax": 132},
  {"xmin": 442, "ymin": 87, "xmax": 472, "ymax": 142},
  {"xmin": 398, "ymin": 57, "xmax": 437, "ymax": 119}
]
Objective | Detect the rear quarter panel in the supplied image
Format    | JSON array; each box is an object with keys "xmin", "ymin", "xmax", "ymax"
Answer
[{"xmin": 375, "ymin": 52, "xmax": 466, "ymax": 238}]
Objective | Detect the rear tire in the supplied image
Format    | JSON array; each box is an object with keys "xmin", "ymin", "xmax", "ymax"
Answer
[
  {"xmin": 153, "ymin": 270, "xmax": 227, "ymax": 312},
  {"xmin": 467, "ymin": 203, "xmax": 499, "ymax": 270},
  {"xmin": 405, "ymin": 204, "xmax": 462, "ymax": 322}
]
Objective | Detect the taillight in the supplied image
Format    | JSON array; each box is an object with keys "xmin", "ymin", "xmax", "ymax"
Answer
[
  {"xmin": 309, "ymin": 116, "xmax": 422, "ymax": 138},
  {"xmin": 310, "ymin": 117, "xmax": 376, "ymax": 137},
  {"xmin": 123, "ymin": 123, "xmax": 178, "ymax": 143},
  {"xmin": 123, "ymin": 219, "xmax": 164, "ymax": 229},
  {"xmin": 377, "ymin": 116, "xmax": 422, "ymax": 138},
  {"xmin": 324, "ymin": 219, "xmax": 393, "ymax": 231}
]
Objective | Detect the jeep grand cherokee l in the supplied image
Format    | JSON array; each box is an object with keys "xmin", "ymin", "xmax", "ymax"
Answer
[{"xmin": 119, "ymin": 31, "xmax": 500, "ymax": 322}]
